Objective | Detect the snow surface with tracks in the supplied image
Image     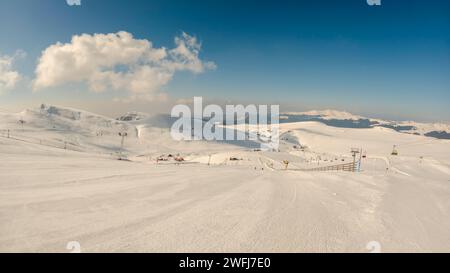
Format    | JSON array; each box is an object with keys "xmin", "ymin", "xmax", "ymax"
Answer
[{"xmin": 1, "ymin": 106, "xmax": 450, "ymax": 252}]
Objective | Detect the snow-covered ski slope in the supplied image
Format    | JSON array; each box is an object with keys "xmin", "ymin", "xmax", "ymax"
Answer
[{"xmin": 1, "ymin": 105, "xmax": 450, "ymax": 252}]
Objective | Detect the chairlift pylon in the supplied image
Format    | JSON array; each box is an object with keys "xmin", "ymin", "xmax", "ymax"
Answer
[{"xmin": 391, "ymin": 145, "xmax": 398, "ymax": 156}]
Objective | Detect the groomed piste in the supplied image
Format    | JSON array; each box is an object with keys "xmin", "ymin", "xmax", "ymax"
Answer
[{"xmin": 1, "ymin": 105, "xmax": 450, "ymax": 252}]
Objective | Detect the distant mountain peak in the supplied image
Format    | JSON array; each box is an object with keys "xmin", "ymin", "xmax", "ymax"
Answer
[
  {"xmin": 283, "ymin": 109, "xmax": 365, "ymax": 121},
  {"xmin": 116, "ymin": 112, "xmax": 150, "ymax": 122}
]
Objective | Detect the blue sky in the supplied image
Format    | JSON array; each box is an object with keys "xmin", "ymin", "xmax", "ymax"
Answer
[{"xmin": 0, "ymin": 0, "xmax": 449, "ymax": 121}]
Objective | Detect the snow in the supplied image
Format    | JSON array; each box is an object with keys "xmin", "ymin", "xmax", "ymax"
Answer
[
  {"xmin": 281, "ymin": 109, "xmax": 450, "ymax": 138},
  {"xmin": 1, "ymin": 105, "xmax": 450, "ymax": 252}
]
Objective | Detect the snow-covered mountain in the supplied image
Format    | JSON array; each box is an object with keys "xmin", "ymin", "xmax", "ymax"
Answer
[
  {"xmin": 281, "ymin": 109, "xmax": 450, "ymax": 139},
  {"xmin": 2, "ymin": 105, "xmax": 449, "ymax": 158},
  {"xmin": 283, "ymin": 109, "xmax": 366, "ymax": 121},
  {"xmin": 0, "ymin": 104, "xmax": 252, "ymax": 157},
  {"xmin": 0, "ymin": 105, "xmax": 140, "ymax": 155},
  {"xmin": 116, "ymin": 111, "xmax": 150, "ymax": 122}
]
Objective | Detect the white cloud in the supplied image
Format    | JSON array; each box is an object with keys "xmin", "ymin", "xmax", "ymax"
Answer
[
  {"xmin": 33, "ymin": 31, "xmax": 216, "ymax": 100},
  {"xmin": 0, "ymin": 50, "xmax": 25, "ymax": 94}
]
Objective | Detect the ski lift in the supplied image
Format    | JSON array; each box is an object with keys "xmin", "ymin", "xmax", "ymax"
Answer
[
  {"xmin": 391, "ymin": 145, "xmax": 398, "ymax": 156},
  {"xmin": 282, "ymin": 160, "xmax": 289, "ymax": 170}
]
